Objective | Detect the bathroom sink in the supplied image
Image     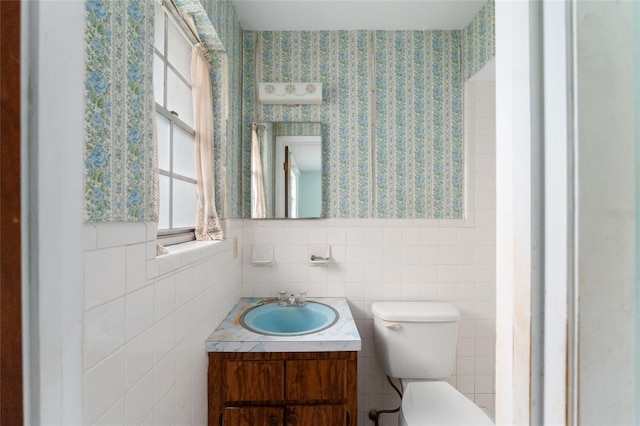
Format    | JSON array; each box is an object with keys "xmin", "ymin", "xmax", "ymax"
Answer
[{"xmin": 240, "ymin": 301, "xmax": 339, "ymax": 336}]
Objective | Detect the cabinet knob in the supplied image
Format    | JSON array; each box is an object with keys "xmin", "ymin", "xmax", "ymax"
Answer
[
  {"xmin": 268, "ymin": 415, "xmax": 280, "ymax": 426},
  {"xmin": 286, "ymin": 413, "xmax": 298, "ymax": 424}
]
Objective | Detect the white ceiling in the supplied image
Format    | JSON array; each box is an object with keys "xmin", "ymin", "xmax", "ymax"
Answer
[
  {"xmin": 230, "ymin": 0, "xmax": 487, "ymax": 31},
  {"xmin": 290, "ymin": 145, "xmax": 321, "ymax": 171}
]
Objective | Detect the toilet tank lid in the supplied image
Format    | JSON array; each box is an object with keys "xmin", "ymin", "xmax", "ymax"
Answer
[{"xmin": 372, "ymin": 302, "xmax": 460, "ymax": 322}]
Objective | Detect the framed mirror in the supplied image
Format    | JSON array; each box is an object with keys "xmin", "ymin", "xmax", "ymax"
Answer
[{"xmin": 251, "ymin": 122, "xmax": 322, "ymax": 219}]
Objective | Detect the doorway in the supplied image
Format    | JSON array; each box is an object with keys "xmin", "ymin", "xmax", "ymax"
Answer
[{"xmin": 1, "ymin": 1, "xmax": 24, "ymax": 423}]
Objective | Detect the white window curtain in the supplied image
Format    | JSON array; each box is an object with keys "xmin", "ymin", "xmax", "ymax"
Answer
[
  {"xmin": 251, "ymin": 123, "xmax": 267, "ymax": 218},
  {"xmin": 191, "ymin": 43, "xmax": 223, "ymax": 240}
]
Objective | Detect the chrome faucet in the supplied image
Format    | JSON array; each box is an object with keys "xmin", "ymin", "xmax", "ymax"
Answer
[{"xmin": 278, "ymin": 290, "xmax": 307, "ymax": 307}]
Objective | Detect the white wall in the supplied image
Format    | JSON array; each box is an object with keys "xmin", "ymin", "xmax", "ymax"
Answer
[
  {"xmin": 25, "ymin": 2, "xmax": 245, "ymax": 425},
  {"xmin": 242, "ymin": 79, "xmax": 497, "ymax": 425},
  {"xmin": 576, "ymin": 1, "xmax": 638, "ymax": 423},
  {"xmin": 81, "ymin": 221, "xmax": 242, "ymax": 425},
  {"xmin": 25, "ymin": 1, "xmax": 86, "ymax": 424}
]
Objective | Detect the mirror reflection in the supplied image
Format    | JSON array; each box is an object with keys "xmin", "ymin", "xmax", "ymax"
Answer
[{"xmin": 251, "ymin": 122, "xmax": 322, "ymax": 219}]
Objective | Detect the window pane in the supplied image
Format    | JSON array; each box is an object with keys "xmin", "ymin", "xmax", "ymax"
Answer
[
  {"xmin": 172, "ymin": 179, "xmax": 197, "ymax": 228},
  {"xmin": 153, "ymin": 54, "xmax": 165, "ymax": 106},
  {"xmin": 156, "ymin": 113, "xmax": 170, "ymax": 171},
  {"xmin": 174, "ymin": 126, "xmax": 195, "ymax": 179},
  {"xmin": 154, "ymin": 3, "xmax": 198, "ymax": 238},
  {"xmin": 167, "ymin": 68, "xmax": 194, "ymax": 128},
  {"xmin": 167, "ymin": 18, "xmax": 191, "ymax": 84},
  {"xmin": 159, "ymin": 174, "xmax": 171, "ymax": 230},
  {"xmin": 154, "ymin": 2, "xmax": 165, "ymax": 54}
]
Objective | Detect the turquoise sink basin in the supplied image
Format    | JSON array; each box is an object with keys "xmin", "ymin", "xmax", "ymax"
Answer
[{"xmin": 240, "ymin": 301, "xmax": 339, "ymax": 336}]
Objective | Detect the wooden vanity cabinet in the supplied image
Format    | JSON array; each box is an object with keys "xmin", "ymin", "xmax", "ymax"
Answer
[{"xmin": 208, "ymin": 351, "xmax": 357, "ymax": 426}]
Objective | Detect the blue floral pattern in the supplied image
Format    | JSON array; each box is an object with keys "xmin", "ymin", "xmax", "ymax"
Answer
[
  {"xmin": 463, "ymin": 0, "xmax": 495, "ymax": 80},
  {"xmin": 83, "ymin": 0, "xmax": 493, "ymax": 222},
  {"xmin": 84, "ymin": 0, "xmax": 242, "ymax": 221},
  {"xmin": 242, "ymin": 31, "xmax": 372, "ymax": 218},
  {"xmin": 84, "ymin": 0, "xmax": 154, "ymax": 221},
  {"xmin": 374, "ymin": 31, "xmax": 464, "ymax": 218},
  {"xmin": 241, "ymin": 23, "xmax": 494, "ymax": 219},
  {"xmin": 175, "ymin": 0, "xmax": 224, "ymax": 51},
  {"xmin": 200, "ymin": 0, "xmax": 243, "ymax": 219}
]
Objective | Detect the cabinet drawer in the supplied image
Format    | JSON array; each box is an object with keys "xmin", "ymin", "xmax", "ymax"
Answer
[
  {"xmin": 224, "ymin": 360, "xmax": 284, "ymax": 402},
  {"xmin": 288, "ymin": 404, "xmax": 347, "ymax": 425},
  {"xmin": 223, "ymin": 407, "xmax": 283, "ymax": 426},
  {"xmin": 285, "ymin": 359, "xmax": 346, "ymax": 401}
]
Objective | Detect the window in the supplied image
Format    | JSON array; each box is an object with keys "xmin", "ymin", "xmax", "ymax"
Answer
[{"xmin": 154, "ymin": 1, "xmax": 197, "ymax": 244}]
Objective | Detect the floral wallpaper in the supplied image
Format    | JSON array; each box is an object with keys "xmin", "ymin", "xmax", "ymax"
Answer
[
  {"xmin": 174, "ymin": 0, "xmax": 224, "ymax": 51},
  {"xmin": 83, "ymin": 0, "xmax": 493, "ymax": 222},
  {"xmin": 84, "ymin": 0, "xmax": 155, "ymax": 222},
  {"xmin": 242, "ymin": 31, "xmax": 372, "ymax": 218},
  {"xmin": 84, "ymin": 0, "xmax": 244, "ymax": 221},
  {"xmin": 463, "ymin": 0, "xmax": 495, "ymax": 80},
  {"xmin": 200, "ymin": 0, "xmax": 244, "ymax": 219},
  {"xmin": 241, "ymin": 1, "xmax": 494, "ymax": 219},
  {"xmin": 374, "ymin": 31, "xmax": 463, "ymax": 218},
  {"xmin": 242, "ymin": 30, "xmax": 467, "ymax": 219},
  {"xmin": 275, "ymin": 122, "xmax": 322, "ymax": 137}
]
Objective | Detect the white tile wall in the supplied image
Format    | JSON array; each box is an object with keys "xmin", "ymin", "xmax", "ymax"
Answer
[
  {"xmin": 80, "ymin": 84, "xmax": 494, "ymax": 426},
  {"xmin": 240, "ymin": 81, "xmax": 496, "ymax": 426},
  {"xmin": 82, "ymin": 220, "xmax": 242, "ymax": 426}
]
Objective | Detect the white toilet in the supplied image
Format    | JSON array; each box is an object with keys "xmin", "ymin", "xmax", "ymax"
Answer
[{"xmin": 372, "ymin": 301, "xmax": 494, "ymax": 426}]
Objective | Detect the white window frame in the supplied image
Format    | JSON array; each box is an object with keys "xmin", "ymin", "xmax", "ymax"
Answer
[{"xmin": 154, "ymin": 1, "xmax": 198, "ymax": 245}]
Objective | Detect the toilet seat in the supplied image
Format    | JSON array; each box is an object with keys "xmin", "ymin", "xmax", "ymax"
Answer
[{"xmin": 399, "ymin": 382, "xmax": 494, "ymax": 426}]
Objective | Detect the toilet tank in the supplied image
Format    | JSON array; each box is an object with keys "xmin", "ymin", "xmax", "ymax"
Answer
[{"xmin": 372, "ymin": 302, "xmax": 460, "ymax": 380}]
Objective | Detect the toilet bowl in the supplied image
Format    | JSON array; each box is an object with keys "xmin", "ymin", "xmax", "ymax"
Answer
[
  {"xmin": 371, "ymin": 301, "xmax": 494, "ymax": 426},
  {"xmin": 399, "ymin": 381, "xmax": 493, "ymax": 426}
]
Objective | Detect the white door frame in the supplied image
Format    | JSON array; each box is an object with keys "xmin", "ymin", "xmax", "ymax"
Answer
[
  {"xmin": 495, "ymin": 1, "xmax": 575, "ymax": 424},
  {"xmin": 274, "ymin": 136, "xmax": 321, "ymax": 218}
]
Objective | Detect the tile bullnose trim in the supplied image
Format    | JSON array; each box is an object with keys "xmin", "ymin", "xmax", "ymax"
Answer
[
  {"xmin": 93, "ymin": 222, "xmax": 149, "ymax": 249},
  {"xmin": 155, "ymin": 239, "xmax": 230, "ymax": 277},
  {"xmin": 83, "ymin": 223, "xmax": 98, "ymax": 250}
]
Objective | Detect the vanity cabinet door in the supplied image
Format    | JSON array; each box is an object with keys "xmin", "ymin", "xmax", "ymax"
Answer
[
  {"xmin": 285, "ymin": 405, "xmax": 347, "ymax": 425},
  {"xmin": 285, "ymin": 359, "xmax": 346, "ymax": 401},
  {"xmin": 223, "ymin": 407, "xmax": 283, "ymax": 426},
  {"xmin": 208, "ymin": 352, "xmax": 357, "ymax": 426},
  {"xmin": 224, "ymin": 360, "xmax": 284, "ymax": 402}
]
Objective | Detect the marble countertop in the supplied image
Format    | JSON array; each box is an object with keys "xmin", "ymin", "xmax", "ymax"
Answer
[{"xmin": 206, "ymin": 297, "xmax": 361, "ymax": 352}]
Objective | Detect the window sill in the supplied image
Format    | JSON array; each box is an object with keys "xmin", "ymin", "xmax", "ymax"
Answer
[{"xmin": 150, "ymin": 238, "xmax": 229, "ymax": 279}]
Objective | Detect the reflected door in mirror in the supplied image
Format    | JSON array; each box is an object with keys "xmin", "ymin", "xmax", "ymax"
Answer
[{"xmin": 251, "ymin": 122, "xmax": 322, "ymax": 219}]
